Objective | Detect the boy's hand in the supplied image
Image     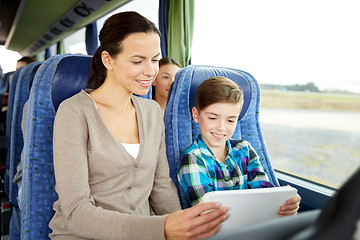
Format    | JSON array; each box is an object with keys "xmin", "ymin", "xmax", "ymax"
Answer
[
  {"xmin": 164, "ymin": 202, "xmax": 229, "ymax": 240},
  {"xmin": 278, "ymin": 186, "xmax": 301, "ymax": 216}
]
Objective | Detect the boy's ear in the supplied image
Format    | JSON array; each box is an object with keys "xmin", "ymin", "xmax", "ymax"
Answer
[
  {"xmin": 192, "ymin": 107, "xmax": 199, "ymax": 123},
  {"xmin": 101, "ymin": 51, "xmax": 113, "ymax": 70}
]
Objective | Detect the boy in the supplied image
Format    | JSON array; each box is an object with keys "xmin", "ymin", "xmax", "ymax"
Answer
[{"xmin": 177, "ymin": 76, "xmax": 300, "ymax": 216}]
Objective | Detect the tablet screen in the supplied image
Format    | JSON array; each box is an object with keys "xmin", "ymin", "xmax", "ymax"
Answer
[{"xmin": 201, "ymin": 186, "xmax": 298, "ymax": 237}]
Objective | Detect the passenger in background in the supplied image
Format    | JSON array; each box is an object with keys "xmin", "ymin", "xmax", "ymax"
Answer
[
  {"xmin": 49, "ymin": 11, "xmax": 228, "ymax": 240},
  {"xmin": 152, "ymin": 56, "xmax": 181, "ymax": 116},
  {"xmin": 16, "ymin": 56, "xmax": 36, "ymax": 69},
  {"xmin": 177, "ymin": 76, "xmax": 301, "ymax": 216}
]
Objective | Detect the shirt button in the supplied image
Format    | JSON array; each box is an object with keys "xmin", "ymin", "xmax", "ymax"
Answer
[
  {"xmin": 226, "ymin": 166, "xmax": 231, "ymax": 170},
  {"xmin": 127, "ymin": 187, "xmax": 131, "ymax": 190},
  {"xmin": 130, "ymin": 206, "xmax": 135, "ymax": 210},
  {"xmin": 235, "ymin": 181, "xmax": 239, "ymax": 186},
  {"xmin": 133, "ymin": 163, "xmax": 138, "ymax": 168}
]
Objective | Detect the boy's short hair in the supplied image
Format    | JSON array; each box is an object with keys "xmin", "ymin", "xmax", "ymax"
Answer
[{"xmin": 195, "ymin": 76, "xmax": 243, "ymax": 111}]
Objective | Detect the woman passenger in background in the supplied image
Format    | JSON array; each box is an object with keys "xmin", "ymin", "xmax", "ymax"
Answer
[
  {"xmin": 49, "ymin": 11, "xmax": 228, "ymax": 240},
  {"xmin": 152, "ymin": 56, "xmax": 182, "ymax": 116}
]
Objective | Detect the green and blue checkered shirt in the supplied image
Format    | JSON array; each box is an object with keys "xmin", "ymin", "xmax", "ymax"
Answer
[{"xmin": 177, "ymin": 135, "xmax": 274, "ymax": 206}]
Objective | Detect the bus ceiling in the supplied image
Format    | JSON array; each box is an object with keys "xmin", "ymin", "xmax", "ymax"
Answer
[{"xmin": 0, "ymin": 0, "xmax": 132, "ymax": 56}]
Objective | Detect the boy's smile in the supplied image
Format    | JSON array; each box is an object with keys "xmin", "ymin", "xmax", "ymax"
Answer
[{"xmin": 192, "ymin": 102, "xmax": 241, "ymax": 159}]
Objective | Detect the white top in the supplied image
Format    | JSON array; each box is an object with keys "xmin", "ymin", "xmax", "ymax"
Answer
[{"xmin": 121, "ymin": 143, "xmax": 140, "ymax": 159}]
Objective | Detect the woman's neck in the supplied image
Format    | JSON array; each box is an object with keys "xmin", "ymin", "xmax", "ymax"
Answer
[{"xmin": 90, "ymin": 78, "xmax": 133, "ymax": 112}]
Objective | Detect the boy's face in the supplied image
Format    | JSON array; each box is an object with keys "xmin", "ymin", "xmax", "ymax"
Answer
[{"xmin": 192, "ymin": 102, "xmax": 241, "ymax": 152}]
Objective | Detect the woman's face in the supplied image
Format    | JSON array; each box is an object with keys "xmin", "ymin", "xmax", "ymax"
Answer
[
  {"xmin": 152, "ymin": 63, "xmax": 181, "ymax": 100},
  {"xmin": 108, "ymin": 32, "xmax": 160, "ymax": 96}
]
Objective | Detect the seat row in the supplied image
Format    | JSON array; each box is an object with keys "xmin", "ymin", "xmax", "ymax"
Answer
[{"xmin": 5, "ymin": 54, "xmax": 278, "ymax": 239}]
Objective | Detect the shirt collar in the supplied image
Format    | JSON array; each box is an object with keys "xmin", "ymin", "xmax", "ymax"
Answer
[{"xmin": 196, "ymin": 134, "xmax": 236, "ymax": 160}]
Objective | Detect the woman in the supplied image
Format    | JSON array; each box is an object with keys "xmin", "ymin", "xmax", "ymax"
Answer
[
  {"xmin": 152, "ymin": 56, "xmax": 182, "ymax": 116},
  {"xmin": 49, "ymin": 11, "xmax": 228, "ymax": 240}
]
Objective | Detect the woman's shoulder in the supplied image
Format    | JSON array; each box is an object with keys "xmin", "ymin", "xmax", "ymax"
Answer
[{"xmin": 57, "ymin": 90, "xmax": 93, "ymax": 113}]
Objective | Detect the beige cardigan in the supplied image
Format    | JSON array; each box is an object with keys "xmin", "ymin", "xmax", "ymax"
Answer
[{"xmin": 49, "ymin": 90, "xmax": 181, "ymax": 240}]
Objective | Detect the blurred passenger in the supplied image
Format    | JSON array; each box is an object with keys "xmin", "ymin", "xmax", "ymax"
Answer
[
  {"xmin": 16, "ymin": 56, "xmax": 36, "ymax": 69},
  {"xmin": 152, "ymin": 56, "xmax": 181, "ymax": 116}
]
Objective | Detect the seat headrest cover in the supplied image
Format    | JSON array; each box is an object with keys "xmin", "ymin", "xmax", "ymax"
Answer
[
  {"xmin": 188, "ymin": 66, "xmax": 252, "ymax": 120},
  {"xmin": 51, "ymin": 55, "xmax": 92, "ymax": 111},
  {"xmin": 28, "ymin": 63, "xmax": 41, "ymax": 90}
]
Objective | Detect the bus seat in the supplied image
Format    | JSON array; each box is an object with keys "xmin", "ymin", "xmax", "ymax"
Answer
[
  {"xmin": 5, "ymin": 67, "xmax": 25, "ymax": 197},
  {"xmin": 8, "ymin": 62, "xmax": 41, "ymax": 240},
  {"xmin": 164, "ymin": 65, "xmax": 279, "ymax": 208},
  {"xmin": 0, "ymin": 72, "xmax": 14, "ymax": 136},
  {"xmin": 21, "ymin": 54, "xmax": 91, "ymax": 240},
  {"xmin": 9, "ymin": 62, "xmax": 41, "ymax": 207},
  {"xmin": 0, "ymin": 75, "xmax": 7, "ymax": 95},
  {"xmin": 0, "ymin": 71, "xmax": 13, "ymax": 95}
]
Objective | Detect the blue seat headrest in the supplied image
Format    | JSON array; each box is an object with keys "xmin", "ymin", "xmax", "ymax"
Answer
[
  {"xmin": 29, "ymin": 64, "xmax": 41, "ymax": 90},
  {"xmin": 188, "ymin": 66, "xmax": 251, "ymax": 120},
  {"xmin": 51, "ymin": 55, "xmax": 92, "ymax": 111}
]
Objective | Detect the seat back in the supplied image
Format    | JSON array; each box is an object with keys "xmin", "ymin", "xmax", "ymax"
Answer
[
  {"xmin": 5, "ymin": 68, "xmax": 25, "ymax": 196},
  {"xmin": 9, "ymin": 62, "xmax": 42, "ymax": 207},
  {"xmin": 164, "ymin": 65, "xmax": 279, "ymax": 208},
  {"xmin": 0, "ymin": 71, "xmax": 14, "ymax": 135},
  {"xmin": 8, "ymin": 62, "xmax": 41, "ymax": 240},
  {"xmin": 21, "ymin": 54, "xmax": 92, "ymax": 240},
  {"xmin": 0, "ymin": 71, "xmax": 13, "ymax": 95},
  {"xmin": 0, "ymin": 71, "xmax": 14, "ymax": 91}
]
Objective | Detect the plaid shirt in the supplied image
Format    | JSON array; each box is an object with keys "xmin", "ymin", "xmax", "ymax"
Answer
[{"xmin": 177, "ymin": 135, "xmax": 274, "ymax": 206}]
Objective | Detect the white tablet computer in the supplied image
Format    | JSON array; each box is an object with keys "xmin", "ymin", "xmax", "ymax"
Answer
[{"xmin": 201, "ymin": 186, "xmax": 298, "ymax": 237}]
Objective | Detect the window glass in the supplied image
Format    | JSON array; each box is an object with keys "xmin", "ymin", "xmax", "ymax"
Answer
[
  {"xmin": 0, "ymin": 46, "xmax": 22, "ymax": 73},
  {"xmin": 63, "ymin": 28, "xmax": 86, "ymax": 54},
  {"xmin": 192, "ymin": 0, "xmax": 360, "ymax": 188}
]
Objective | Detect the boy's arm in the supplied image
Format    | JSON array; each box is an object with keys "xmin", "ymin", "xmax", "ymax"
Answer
[
  {"xmin": 177, "ymin": 153, "xmax": 213, "ymax": 206},
  {"xmin": 245, "ymin": 142, "xmax": 275, "ymax": 188}
]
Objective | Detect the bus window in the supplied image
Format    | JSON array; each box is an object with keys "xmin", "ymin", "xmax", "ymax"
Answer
[
  {"xmin": 63, "ymin": 28, "xmax": 86, "ymax": 54},
  {"xmin": 192, "ymin": 0, "xmax": 360, "ymax": 188},
  {"xmin": 0, "ymin": 46, "xmax": 21, "ymax": 73}
]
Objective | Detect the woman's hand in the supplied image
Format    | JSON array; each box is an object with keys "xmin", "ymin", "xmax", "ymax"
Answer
[
  {"xmin": 164, "ymin": 202, "xmax": 229, "ymax": 240},
  {"xmin": 278, "ymin": 193, "xmax": 301, "ymax": 216}
]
